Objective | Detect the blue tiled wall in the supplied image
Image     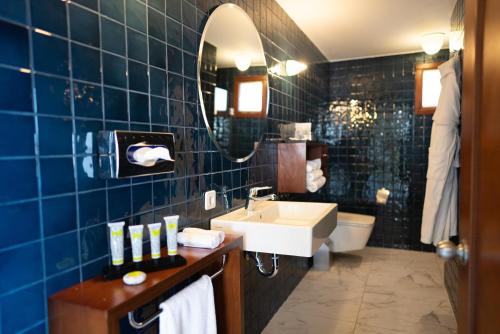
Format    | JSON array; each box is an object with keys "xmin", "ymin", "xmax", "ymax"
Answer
[
  {"xmin": 0, "ymin": 0, "xmax": 326, "ymax": 333},
  {"xmin": 315, "ymin": 50, "xmax": 449, "ymax": 251}
]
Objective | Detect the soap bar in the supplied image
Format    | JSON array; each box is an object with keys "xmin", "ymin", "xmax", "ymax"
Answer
[{"xmin": 123, "ymin": 271, "xmax": 147, "ymax": 285}]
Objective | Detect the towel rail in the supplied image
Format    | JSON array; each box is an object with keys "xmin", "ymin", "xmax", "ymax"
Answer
[{"xmin": 127, "ymin": 253, "xmax": 227, "ymax": 329}]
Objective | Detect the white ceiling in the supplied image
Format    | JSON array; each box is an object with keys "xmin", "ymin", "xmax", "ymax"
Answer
[{"xmin": 276, "ymin": 0, "xmax": 456, "ymax": 62}]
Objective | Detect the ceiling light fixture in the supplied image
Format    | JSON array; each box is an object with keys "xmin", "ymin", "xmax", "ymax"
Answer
[
  {"xmin": 420, "ymin": 33, "xmax": 446, "ymax": 55},
  {"xmin": 234, "ymin": 54, "xmax": 251, "ymax": 72},
  {"xmin": 270, "ymin": 60, "xmax": 307, "ymax": 76}
]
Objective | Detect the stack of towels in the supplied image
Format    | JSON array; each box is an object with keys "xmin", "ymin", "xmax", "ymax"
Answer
[
  {"xmin": 177, "ymin": 228, "xmax": 225, "ymax": 249},
  {"xmin": 306, "ymin": 159, "xmax": 326, "ymax": 192}
]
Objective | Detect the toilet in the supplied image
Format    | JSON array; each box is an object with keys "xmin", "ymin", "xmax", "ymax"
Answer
[{"xmin": 326, "ymin": 212, "xmax": 375, "ymax": 252}]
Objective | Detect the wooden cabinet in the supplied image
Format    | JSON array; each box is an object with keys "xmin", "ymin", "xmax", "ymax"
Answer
[{"xmin": 277, "ymin": 142, "xmax": 328, "ymax": 193}]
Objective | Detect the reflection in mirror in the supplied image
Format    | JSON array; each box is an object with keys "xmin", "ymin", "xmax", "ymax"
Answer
[{"xmin": 198, "ymin": 4, "xmax": 268, "ymax": 162}]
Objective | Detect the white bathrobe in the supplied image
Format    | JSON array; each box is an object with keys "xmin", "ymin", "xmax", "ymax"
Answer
[{"xmin": 421, "ymin": 55, "xmax": 461, "ymax": 245}]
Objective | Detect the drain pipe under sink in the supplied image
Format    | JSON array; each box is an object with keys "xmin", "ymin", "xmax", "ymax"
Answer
[{"xmin": 247, "ymin": 252, "xmax": 279, "ymax": 278}]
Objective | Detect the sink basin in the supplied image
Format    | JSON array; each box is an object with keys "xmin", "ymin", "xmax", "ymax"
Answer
[{"xmin": 211, "ymin": 201, "xmax": 337, "ymax": 257}]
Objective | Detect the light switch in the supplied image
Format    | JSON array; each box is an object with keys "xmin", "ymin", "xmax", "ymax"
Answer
[{"xmin": 204, "ymin": 190, "xmax": 216, "ymax": 210}]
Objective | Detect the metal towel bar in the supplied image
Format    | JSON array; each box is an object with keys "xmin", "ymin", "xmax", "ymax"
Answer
[{"xmin": 128, "ymin": 253, "xmax": 227, "ymax": 329}]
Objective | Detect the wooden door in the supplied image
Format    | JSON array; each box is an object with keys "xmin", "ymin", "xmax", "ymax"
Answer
[{"xmin": 459, "ymin": 0, "xmax": 500, "ymax": 332}]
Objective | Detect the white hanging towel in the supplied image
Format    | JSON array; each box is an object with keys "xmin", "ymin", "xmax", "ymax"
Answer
[
  {"xmin": 159, "ymin": 275, "xmax": 217, "ymax": 334},
  {"xmin": 421, "ymin": 55, "xmax": 461, "ymax": 245}
]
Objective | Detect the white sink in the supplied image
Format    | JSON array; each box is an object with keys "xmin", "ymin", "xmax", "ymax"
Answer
[{"xmin": 211, "ymin": 201, "xmax": 337, "ymax": 257}]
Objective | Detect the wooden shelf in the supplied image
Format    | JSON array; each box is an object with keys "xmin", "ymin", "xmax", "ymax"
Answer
[
  {"xmin": 277, "ymin": 142, "xmax": 328, "ymax": 193},
  {"xmin": 49, "ymin": 235, "xmax": 244, "ymax": 334}
]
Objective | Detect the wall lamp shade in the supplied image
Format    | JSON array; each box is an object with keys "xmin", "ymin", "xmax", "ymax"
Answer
[
  {"xmin": 449, "ymin": 30, "xmax": 464, "ymax": 52},
  {"xmin": 420, "ymin": 33, "xmax": 446, "ymax": 55},
  {"xmin": 270, "ymin": 60, "xmax": 307, "ymax": 76},
  {"xmin": 234, "ymin": 54, "xmax": 251, "ymax": 71}
]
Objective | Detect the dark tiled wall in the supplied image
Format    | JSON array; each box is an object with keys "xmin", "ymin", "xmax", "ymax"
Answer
[
  {"xmin": 315, "ymin": 50, "xmax": 449, "ymax": 251},
  {"xmin": 0, "ymin": 0, "xmax": 326, "ymax": 333}
]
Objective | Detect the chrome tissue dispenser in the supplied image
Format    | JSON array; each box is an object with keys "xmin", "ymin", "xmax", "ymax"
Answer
[{"xmin": 98, "ymin": 130, "xmax": 176, "ymax": 178}]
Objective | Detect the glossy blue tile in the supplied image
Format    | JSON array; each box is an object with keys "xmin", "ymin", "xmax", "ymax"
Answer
[
  {"xmin": 184, "ymin": 128, "xmax": 197, "ymax": 151},
  {"xmin": 167, "ymin": 45, "xmax": 182, "ymax": 74},
  {"xmin": 171, "ymin": 126, "xmax": 184, "ymax": 153},
  {"xmin": 0, "ymin": 242, "xmax": 43, "ymax": 294},
  {"xmin": 33, "ymin": 32, "xmax": 69, "ymax": 76},
  {"xmin": 101, "ymin": 18, "xmax": 126, "ymax": 56},
  {"xmin": 0, "ymin": 283, "xmax": 45, "ymax": 334},
  {"xmin": 184, "ymin": 77, "xmax": 197, "ymax": 103},
  {"xmin": 72, "ymin": 43, "xmax": 101, "ymax": 83},
  {"xmin": 74, "ymin": 81, "xmax": 102, "ymax": 118},
  {"xmin": 0, "ymin": 159, "xmax": 37, "ymax": 202},
  {"xmin": 186, "ymin": 175, "xmax": 199, "ymax": 197},
  {"xmin": 148, "ymin": 7, "xmax": 165, "ymax": 41},
  {"xmin": 102, "ymin": 0, "xmax": 125, "ymax": 22},
  {"xmin": 76, "ymin": 155, "xmax": 106, "ymax": 191},
  {"xmin": 35, "ymin": 75, "xmax": 71, "ymax": 116},
  {"xmin": 45, "ymin": 232, "xmax": 79, "ymax": 276},
  {"xmin": 108, "ymin": 186, "xmax": 131, "ymax": 220},
  {"xmin": 129, "ymin": 91, "xmax": 149, "ymax": 123},
  {"xmin": 74, "ymin": 0, "xmax": 98, "ymax": 10},
  {"xmin": 183, "ymin": 52, "xmax": 196, "ymax": 78},
  {"xmin": 153, "ymin": 179, "xmax": 170, "ymax": 206},
  {"xmin": 166, "ymin": 16, "xmax": 182, "ymax": 48},
  {"xmin": 132, "ymin": 183, "xmax": 152, "ymax": 214},
  {"xmin": 0, "ymin": 67, "xmax": 32, "ymax": 112},
  {"xmin": 126, "ymin": 0, "xmax": 146, "ymax": 33},
  {"xmin": 150, "ymin": 96, "xmax": 168, "ymax": 124},
  {"xmin": 184, "ymin": 102, "xmax": 197, "ymax": 128},
  {"xmin": 38, "ymin": 116, "xmax": 73, "ymax": 155},
  {"xmin": 182, "ymin": 1, "xmax": 196, "ymax": 30},
  {"xmin": 46, "ymin": 268, "xmax": 80, "ymax": 296},
  {"xmin": 169, "ymin": 99, "xmax": 183, "ymax": 126},
  {"xmin": 128, "ymin": 60, "xmax": 148, "ymax": 93},
  {"xmin": 31, "ymin": 0, "xmax": 67, "ymax": 36},
  {"xmin": 170, "ymin": 177, "xmax": 186, "ymax": 204},
  {"xmin": 150, "ymin": 0, "xmax": 165, "ymax": 12},
  {"xmin": 104, "ymin": 87, "xmax": 128, "ymax": 121},
  {"xmin": 81, "ymin": 255, "xmax": 108, "ymax": 280},
  {"xmin": 0, "ymin": 20, "xmax": 29, "ymax": 67},
  {"xmin": 70, "ymin": 4, "xmax": 100, "ymax": 47},
  {"xmin": 150, "ymin": 67, "xmax": 167, "ymax": 96},
  {"xmin": 0, "ymin": 201, "xmax": 39, "ymax": 249},
  {"xmin": 40, "ymin": 157, "xmax": 75, "ymax": 196},
  {"xmin": 79, "ymin": 190, "xmax": 106, "ymax": 227},
  {"xmin": 42, "ymin": 195, "xmax": 77, "ymax": 237},
  {"xmin": 80, "ymin": 223, "xmax": 108, "ymax": 263},
  {"xmin": 182, "ymin": 26, "xmax": 196, "ymax": 54},
  {"xmin": 75, "ymin": 119, "xmax": 102, "ymax": 154},
  {"xmin": 0, "ymin": 114, "xmax": 34, "ymax": 157},
  {"xmin": 165, "ymin": 0, "xmax": 181, "ymax": 21},
  {"xmin": 0, "ymin": 0, "xmax": 26, "ymax": 24},
  {"xmin": 103, "ymin": 53, "xmax": 127, "ymax": 88},
  {"xmin": 168, "ymin": 73, "xmax": 183, "ymax": 100},
  {"xmin": 149, "ymin": 37, "xmax": 166, "ymax": 69},
  {"xmin": 127, "ymin": 28, "xmax": 147, "ymax": 62}
]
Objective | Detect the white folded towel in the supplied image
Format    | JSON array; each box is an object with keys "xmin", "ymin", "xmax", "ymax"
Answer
[
  {"xmin": 306, "ymin": 159, "xmax": 321, "ymax": 172},
  {"xmin": 183, "ymin": 227, "xmax": 225, "ymax": 244},
  {"xmin": 159, "ymin": 275, "xmax": 217, "ymax": 334},
  {"xmin": 307, "ymin": 176, "xmax": 326, "ymax": 193},
  {"xmin": 306, "ymin": 169, "xmax": 323, "ymax": 183},
  {"xmin": 177, "ymin": 232, "xmax": 221, "ymax": 249}
]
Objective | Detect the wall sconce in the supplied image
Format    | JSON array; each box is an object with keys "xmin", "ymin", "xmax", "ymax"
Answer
[
  {"xmin": 270, "ymin": 60, "xmax": 307, "ymax": 76},
  {"xmin": 420, "ymin": 33, "xmax": 446, "ymax": 55},
  {"xmin": 449, "ymin": 30, "xmax": 464, "ymax": 52},
  {"xmin": 234, "ymin": 54, "xmax": 251, "ymax": 71}
]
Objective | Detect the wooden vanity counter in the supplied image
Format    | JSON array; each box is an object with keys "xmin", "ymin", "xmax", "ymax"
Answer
[{"xmin": 49, "ymin": 235, "xmax": 244, "ymax": 334}]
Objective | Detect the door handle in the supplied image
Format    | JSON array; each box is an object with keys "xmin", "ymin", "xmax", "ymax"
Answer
[{"xmin": 436, "ymin": 240, "xmax": 469, "ymax": 265}]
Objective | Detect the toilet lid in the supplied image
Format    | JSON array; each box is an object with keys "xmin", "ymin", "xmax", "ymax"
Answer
[{"xmin": 337, "ymin": 212, "xmax": 375, "ymax": 227}]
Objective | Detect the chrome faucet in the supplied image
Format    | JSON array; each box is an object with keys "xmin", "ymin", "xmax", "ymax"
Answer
[{"xmin": 245, "ymin": 186, "xmax": 277, "ymax": 211}]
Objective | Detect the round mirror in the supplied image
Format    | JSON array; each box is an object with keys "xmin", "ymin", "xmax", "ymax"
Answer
[{"xmin": 198, "ymin": 4, "xmax": 268, "ymax": 162}]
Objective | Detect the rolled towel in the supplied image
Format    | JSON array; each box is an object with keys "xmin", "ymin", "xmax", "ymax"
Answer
[
  {"xmin": 306, "ymin": 169, "xmax": 323, "ymax": 183},
  {"xmin": 183, "ymin": 227, "xmax": 225, "ymax": 244},
  {"xmin": 306, "ymin": 176, "xmax": 326, "ymax": 193},
  {"xmin": 306, "ymin": 159, "xmax": 321, "ymax": 172},
  {"xmin": 177, "ymin": 232, "xmax": 221, "ymax": 249}
]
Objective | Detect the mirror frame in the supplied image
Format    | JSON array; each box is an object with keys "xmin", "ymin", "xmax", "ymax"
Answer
[{"xmin": 197, "ymin": 3, "xmax": 269, "ymax": 163}]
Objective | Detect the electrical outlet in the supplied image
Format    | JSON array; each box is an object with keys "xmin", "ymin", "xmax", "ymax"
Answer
[{"xmin": 204, "ymin": 190, "xmax": 216, "ymax": 210}]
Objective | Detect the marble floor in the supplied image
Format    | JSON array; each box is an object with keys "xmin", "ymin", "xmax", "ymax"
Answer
[{"xmin": 263, "ymin": 247, "xmax": 457, "ymax": 334}]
